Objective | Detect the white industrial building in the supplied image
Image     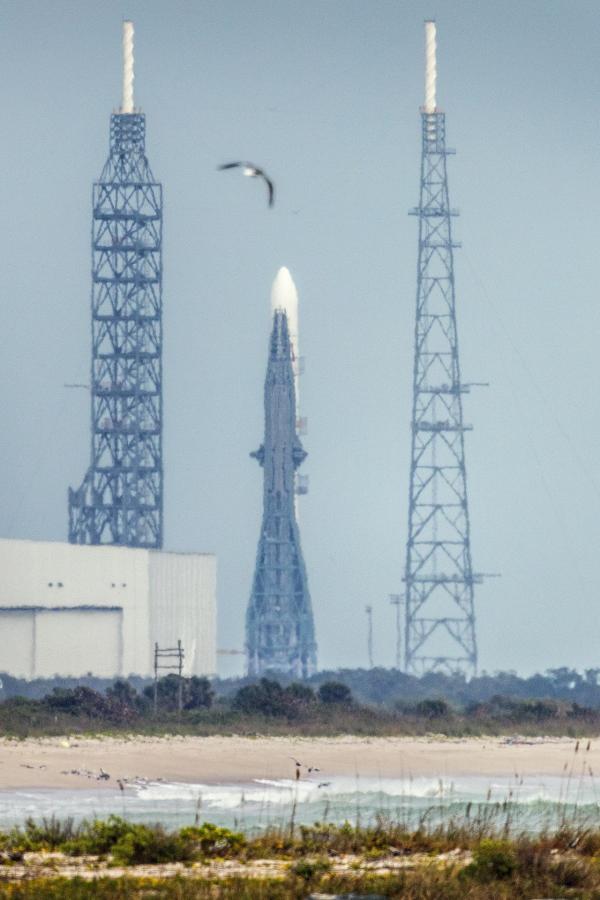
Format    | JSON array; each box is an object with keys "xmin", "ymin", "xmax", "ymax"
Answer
[{"xmin": 0, "ymin": 539, "xmax": 216, "ymax": 679}]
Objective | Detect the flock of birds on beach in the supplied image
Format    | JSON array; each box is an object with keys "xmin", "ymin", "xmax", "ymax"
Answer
[
  {"xmin": 23, "ymin": 755, "xmax": 330, "ymax": 791},
  {"xmin": 21, "ymin": 762, "xmax": 162, "ymax": 793}
]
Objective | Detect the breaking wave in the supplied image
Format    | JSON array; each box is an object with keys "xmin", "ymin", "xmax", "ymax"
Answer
[{"xmin": 0, "ymin": 773, "xmax": 598, "ymax": 832}]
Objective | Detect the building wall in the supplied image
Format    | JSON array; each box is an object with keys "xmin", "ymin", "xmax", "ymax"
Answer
[
  {"xmin": 149, "ymin": 552, "xmax": 217, "ymax": 676},
  {"xmin": 0, "ymin": 610, "xmax": 34, "ymax": 679},
  {"xmin": 35, "ymin": 608, "xmax": 123, "ymax": 678},
  {"xmin": 0, "ymin": 540, "xmax": 216, "ymax": 679},
  {"xmin": 0, "ymin": 540, "xmax": 150, "ymax": 676}
]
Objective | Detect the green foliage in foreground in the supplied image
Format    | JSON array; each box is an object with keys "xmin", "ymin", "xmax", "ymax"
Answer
[
  {"xmin": 4, "ymin": 813, "xmax": 600, "ymax": 858},
  {"xmin": 2, "ymin": 860, "xmax": 600, "ymax": 898},
  {"xmin": 4, "ymin": 817, "xmax": 600, "ymax": 896},
  {"xmin": 461, "ymin": 838, "xmax": 517, "ymax": 882},
  {"xmin": 3, "ymin": 817, "xmax": 246, "ymax": 863}
]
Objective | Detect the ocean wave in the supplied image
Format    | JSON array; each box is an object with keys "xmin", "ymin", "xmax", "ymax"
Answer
[
  {"xmin": 1, "ymin": 773, "xmax": 599, "ymax": 831},
  {"xmin": 133, "ymin": 773, "xmax": 600, "ymax": 809}
]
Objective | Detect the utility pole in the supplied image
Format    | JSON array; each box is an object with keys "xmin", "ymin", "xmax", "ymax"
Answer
[
  {"xmin": 389, "ymin": 594, "xmax": 404, "ymax": 670},
  {"xmin": 365, "ymin": 605, "xmax": 373, "ymax": 669},
  {"xmin": 153, "ymin": 640, "xmax": 184, "ymax": 716}
]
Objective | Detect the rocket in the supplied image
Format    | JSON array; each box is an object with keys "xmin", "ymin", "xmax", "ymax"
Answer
[
  {"xmin": 270, "ymin": 267, "xmax": 300, "ymax": 409},
  {"xmin": 270, "ymin": 267, "xmax": 305, "ymax": 509},
  {"xmin": 246, "ymin": 301, "xmax": 317, "ymax": 677}
]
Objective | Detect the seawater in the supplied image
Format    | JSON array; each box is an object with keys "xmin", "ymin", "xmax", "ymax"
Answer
[{"xmin": 1, "ymin": 774, "xmax": 599, "ymax": 833}]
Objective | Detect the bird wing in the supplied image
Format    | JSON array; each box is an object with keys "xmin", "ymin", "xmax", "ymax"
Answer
[
  {"xmin": 218, "ymin": 161, "xmax": 275, "ymax": 207},
  {"xmin": 262, "ymin": 174, "xmax": 275, "ymax": 207}
]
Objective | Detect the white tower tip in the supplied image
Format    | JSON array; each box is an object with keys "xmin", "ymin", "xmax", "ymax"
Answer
[
  {"xmin": 271, "ymin": 267, "xmax": 298, "ymax": 319},
  {"xmin": 271, "ymin": 266, "xmax": 300, "ymax": 402},
  {"xmin": 121, "ymin": 20, "xmax": 135, "ymax": 114},
  {"xmin": 424, "ymin": 19, "xmax": 437, "ymax": 113}
]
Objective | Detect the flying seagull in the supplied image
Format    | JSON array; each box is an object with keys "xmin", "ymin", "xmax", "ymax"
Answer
[{"xmin": 218, "ymin": 161, "xmax": 275, "ymax": 208}]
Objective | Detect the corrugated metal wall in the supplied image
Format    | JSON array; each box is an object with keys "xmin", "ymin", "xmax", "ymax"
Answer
[
  {"xmin": 149, "ymin": 552, "xmax": 217, "ymax": 676},
  {"xmin": 0, "ymin": 540, "xmax": 216, "ymax": 679}
]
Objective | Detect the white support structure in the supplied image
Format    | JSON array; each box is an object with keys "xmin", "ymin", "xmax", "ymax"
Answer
[
  {"xmin": 424, "ymin": 19, "xmax": 437, "ymax": 112},
  {"xmin": 121, "ymin": 20, "xmax": 135, "ymax": 113}
]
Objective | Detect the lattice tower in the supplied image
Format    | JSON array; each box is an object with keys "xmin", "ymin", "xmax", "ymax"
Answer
[
  {"xmin": 404, "ymin": 21, "xmax": 481, "ymax": 676},
  {"xmin": 69, "ymin": 23, "xmax": 163, "ymax": 548}
]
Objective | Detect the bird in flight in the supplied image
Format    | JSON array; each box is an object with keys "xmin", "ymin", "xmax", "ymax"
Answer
[
  {"xmin": 218, "ymin": 161, "xmax": 275, "ymax": 208},
  {"xmin": 289, "ymin": 757, "xmax": 302, "ymax": 780}
]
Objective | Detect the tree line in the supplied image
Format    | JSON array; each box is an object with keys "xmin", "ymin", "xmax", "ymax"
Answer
[{"xmin": 3, "ymin": 666, "xmax": 600, "ymax": 722}]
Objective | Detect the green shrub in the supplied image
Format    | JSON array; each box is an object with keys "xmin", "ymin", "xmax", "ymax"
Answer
[
  {"xmin": 110, "ymin": 823, "xmax": 192, "ymax": 865},
  {"xmin": 179, "ymin": 823, "xmax": 245, "ymax": 857},
  {"xmin": 285, "ymin": 682, "xmax": 316, "ymax": 710},
  {"xmin": 298, "ymin": 822, "xmax": 339, "ymax": 853},
  {"xmin": 291, "ymin": 856, "xmax": 331, "ymax": 881},
  {"xmin": 414, "ymin": 698, "xmax": 450, "ymax": 719},
  {"xmin": 231, "ymin": 678, "xmax": 312, "ymax": 719},
  {"xmin": 469, "ymin": 694, "xmax": 561, "ymax": 722},
  {"xmin": 105, "ymin": 679, "xmax": 142, "ymax": 719},
  {"xmin": 42, "ymin": 687, "xmax": 113, "ymax": 719},
  {"xmin": 184, "ymin": 676, "xmax": 215, "ymax": 710},
  {"xmin": 13, "ymin": 816, "xmax": 77, "ymax": 851},
  {"xmin": 63, "ymin": 816, "xmax": 132, "ymax": 856},
  {"xmin": 142, "ymin": 674, "xmax": 214, "ymax": 712},
  {"xmin": 463, "ymin": 838, "xmax": 517, "ymax": 882},
  {"xmin": 568, "ymin": 701, "xmax": 596, "ymax": 719},
  {"xmin": 317, "ymin": 682, "xmax": 353, "ymax": 706},
  {"xmin": 64, "ymin": 817, "xmax": 194, "ymax": 865}
]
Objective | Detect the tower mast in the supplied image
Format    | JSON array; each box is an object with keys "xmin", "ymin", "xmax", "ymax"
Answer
[
  {"xmin": 68, "ymin": 21, "xmax": 164, "ymax": 548},
  {"xmin": 404, "ymin": 21, "xmax": 479, "ymax": 676},
  {"xmin": 246, "ymin": 296, "xmax": 317, "ymax": 678}
]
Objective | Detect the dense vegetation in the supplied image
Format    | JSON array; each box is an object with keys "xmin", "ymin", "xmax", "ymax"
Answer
[
  {"xmin": 3, "ymin": 815, "xmax": 600, "ymax": 897},
  {"xmin": 1, "ymin": 669, "xmax": 600, "ymax": 737},
  {"xmin": 4, "ymin": 665, "xmax": 600, "ymax": 708}
]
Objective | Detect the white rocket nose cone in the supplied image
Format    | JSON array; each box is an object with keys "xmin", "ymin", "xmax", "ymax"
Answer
[{"xmin": 271, "ymin": 266, "xmax": 298, "ymax": 319}]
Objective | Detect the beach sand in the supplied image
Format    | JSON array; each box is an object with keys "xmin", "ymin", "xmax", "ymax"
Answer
[{"xmin": 0, "ymin": 734, "xmax": 594, "ymax": 791}]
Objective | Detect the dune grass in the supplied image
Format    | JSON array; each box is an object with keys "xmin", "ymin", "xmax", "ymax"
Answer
[{"xmin": 2, "ymin": 806, "xmax": 600, "ymax": 897}]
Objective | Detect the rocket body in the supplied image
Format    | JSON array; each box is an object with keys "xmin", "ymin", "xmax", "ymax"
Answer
[
  {"xmin": 246, "ymin": 308, "xmax": 316, "ymax": 677},
  {"xmin": 270, "ymin": 266, "xmax": 304, "ymax": 511},
  {"xmin": 271, "ymin": 267, "xmax": 300, "ymax": 408}
]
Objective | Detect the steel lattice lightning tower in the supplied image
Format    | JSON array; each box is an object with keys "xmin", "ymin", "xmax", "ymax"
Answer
[
  {"xmin": 246, "ymin": 305, "xmax": 317, "ymax": 678},
  {"xmin": 69, "ymin": 22, "xmax": 163, "ymax": 549},
  {"xmin": 404, "ymin": 21, "xmax": 481, "ymax": 676}
]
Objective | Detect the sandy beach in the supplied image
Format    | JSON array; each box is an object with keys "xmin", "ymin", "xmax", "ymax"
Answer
[{"xmin": 0, "ymin": 735, "xmax": 594, "ymax": 791}]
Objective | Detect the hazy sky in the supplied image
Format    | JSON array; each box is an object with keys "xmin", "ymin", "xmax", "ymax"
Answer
[{"xmin": 0, "ymin": 0, "xmax": 599, "ymax": 677}]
